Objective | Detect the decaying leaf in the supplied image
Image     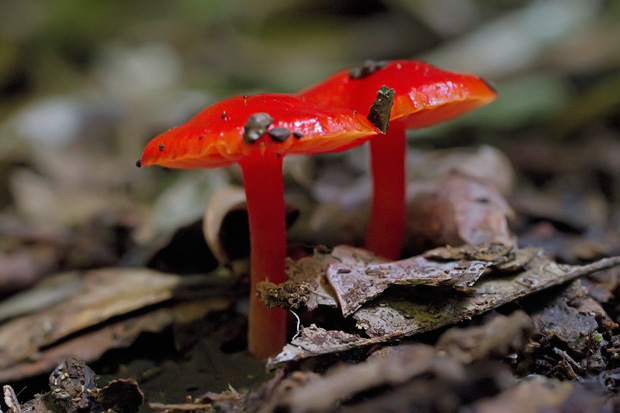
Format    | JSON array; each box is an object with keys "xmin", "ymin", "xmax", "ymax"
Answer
[
  {"xmin": 268, "ymin": 249, "xmax": 620, "ymax": 367},
  {"xmin": 471, "ymin": 377, "xmax": 579, "ymax": 413},
  {"xmin": 202, "ymin": 185, "xmax": 300, "ymax": 268},
  {"xmin": 90, "ymin": 378, "xmax": 145, "ymax": 413},
  {"xmin": 412, "ymin": 145, "xmax": 516, "ymax": 196},
  {"xmin": 0, "ymin": 268, "xmax": 235, "ymax": 381},
  {"xmin": 282, "ymin": 344, "xmax": 438, "ymax": 411},
  {"xmin": 526, "ymin": 279, "xmax": 617, "ymax": 352},
  {"xmin": 404, "ymin": 174, "xmax": 516, "ymax": 253},
  {"xmin": 246, "ymin": 370, "xmax": 321, "ymax": 413},
  {"xmin": 327, "ymin": 243, "xmax": 516, "ymax": 317},
  {"xmin": 0, "ymin": 300, "xmax": 229, "ymax": 383},
  {"xmin": 3, "ymin": 384, "xmax": 20, "ymax": 413},
  {"xmin": 352, "ymin": 253, "xmax": 620, "ymax": 338},
  {"xmin": 258, "ymin": 245, "xmax": 385, "ymax": 310},
  {"xmin": 3, "ymin": 358, "xmax": 143, "ymax": 413},
  {"xmin": 424, "ymin": 242, "xmax": 513, "ymax": 262},
  {"xmin": 261, "ymin": 342, "xmax": 519, "ymax": 412},
  {"xmin": 518, "ymin": 219, "xmax": 617, "ymax": 264},
  {"xmin": 0, "ymin": 247, "xmax": 60, "ymax": 294},
  {"xmin": 436, "ymin": 310, "xmax": 534, "ymax": 364},
  {"xmin": 202, "ymin": 185, "xmax": 248, "ymax": 266},
  {"xmin": 0, "ymin": 271, "xmax": 81, "ymax": 322},
  {"xmin": 512, "ymin": 185, "xmax": 608, "ymax": 233},
  {"xmin": 273, "ymin": 324, "xmax": 376, "ymax": 364}
]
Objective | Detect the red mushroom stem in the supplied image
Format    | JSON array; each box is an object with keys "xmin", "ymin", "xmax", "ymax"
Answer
[
  {"xmin": 239, "ymin": 153, "xmax": 287, "ymax": 360},
  {"xmin": 365, "ymin": 121, "xmax": 407, "ymax": 260}
]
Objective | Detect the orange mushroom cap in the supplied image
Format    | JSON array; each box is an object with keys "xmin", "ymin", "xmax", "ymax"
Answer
[
  {"xmin": 138, "ymin": 93, "xmax": 382, "ymax": 169},
  {"xmin": 300, "ymin": 60, "xmax": 497, "ymax": 129}
]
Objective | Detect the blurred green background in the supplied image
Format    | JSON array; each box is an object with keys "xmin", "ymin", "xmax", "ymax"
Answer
[{"xmin": 0, "ymin": 0, "xmax": 619, "ymax": 248}]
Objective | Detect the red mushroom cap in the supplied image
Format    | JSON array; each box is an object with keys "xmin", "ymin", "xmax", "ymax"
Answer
[
  {"xmin": 139, "ymin": 93, "xmax": 381, "ymax": 169},
  {"xmin": 300, "ymin": 60, "xmax": 497, "ymax": 129},
  {"xmin": 137, "ymin": 91, "xmax": 393, "ymax": 359}
]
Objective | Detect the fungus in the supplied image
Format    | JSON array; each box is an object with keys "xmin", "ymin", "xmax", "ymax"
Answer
[
  {"xmin": 137, "ymin": 92, "xmax": 393, "ymax": 359},
  {"xmin": 301, "ymin": 60, "xmax": 497, "ymax": 260}
]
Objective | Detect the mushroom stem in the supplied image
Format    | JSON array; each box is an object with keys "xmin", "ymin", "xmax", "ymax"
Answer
[
  {"xmin": 365, "ymin": 121, "xmax": 407, "ymax": 260},
  {"xmin": 240, "ymin": 153, "xmax": 288, "ymax": 359}
]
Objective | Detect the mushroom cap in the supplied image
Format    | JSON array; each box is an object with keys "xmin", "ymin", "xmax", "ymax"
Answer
[
  {"xmin": 300, "ymin": 60, "xmax": 497, "ymax": 129},
  {"xmin": 139, "ymin": 93, "xmax": 380, "ymax": 169}
]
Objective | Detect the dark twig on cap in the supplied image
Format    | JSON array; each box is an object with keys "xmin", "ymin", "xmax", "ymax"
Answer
[{"xmin": 367, "ymin": 86, "xmax": 395, "ymax": 134}]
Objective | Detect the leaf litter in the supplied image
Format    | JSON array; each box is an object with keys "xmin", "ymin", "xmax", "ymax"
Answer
[
  {"xmin": 2, "ymin": 3, "xmax": 620, "ymax": 411},
  {"xmin": 0, "ymin": 267, "xmax": 236, "ymax": 383},
  {"xmin": 3, "ymin": 358, "xmax": 143, "ymax": 413},
  {"xmin": 263, "ymin": 244, "xmax": 620, "ymax": 367}
]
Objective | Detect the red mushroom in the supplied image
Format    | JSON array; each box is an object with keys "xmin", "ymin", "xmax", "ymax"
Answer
[
  {"xmin": 301, "ymin": 60, "xmax": 497, "ymax": 260},
  {"xmin": 137, "ymin": 92, "xmax": 393, "ymax": 359}
]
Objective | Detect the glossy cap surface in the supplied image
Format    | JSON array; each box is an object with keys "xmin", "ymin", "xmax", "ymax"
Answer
[
  {"xmin": 301, "ymin": 60, "xmax": 497, "ymax": 129},
  {"xmin": 139, "ymin": 93, "xmax": 380, "ymax": 169}
]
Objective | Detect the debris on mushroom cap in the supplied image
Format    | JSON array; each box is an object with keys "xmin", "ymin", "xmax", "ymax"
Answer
[
  {"xmin": 349, "ymin": 59, "xmax": 388, "ymax": 79},
  {"xmin": 268, "ymin": 127, "xmax": 292, "ymax": 143},
  {"xmin": 243, "ymin": 112, "xmax": 274, "ymax": 144},
  {"xmin": 301, "ymin": 60, "xmax": 497, "ymax": 129},
  {"xmin": 367, "ymin": 86, "xmax": 395, "ymax": 133},
  {"xmin": 138, "ymin": 93, "xmax": 384, "ymax": 170}
]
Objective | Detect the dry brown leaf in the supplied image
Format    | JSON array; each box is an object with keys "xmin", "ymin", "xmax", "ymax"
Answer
[
  {"xmin": 0, "ymin": 268, "xmax": 179, "ymax": 371},
  {"xmin": 4, "ymin": 358, "xmax": 144, "ymax": 413},
  {"xmin": 436, "ymin": 311, "xmax": 534, "ymax": 364},
  {"xmin": 269, "ymin": 252, "xmax": 620, "ymax": 367},
  {"xmin": 266, "ymin": 244, "xmax": 522, "ymax": 317},
  {"xmin": 3, "ymin": 385, "xmax": 20, "ymax": 413},
  {"xmin": 246, "ymin": 370, "xmax": 321, "ymax": 413},
  {"xmin": 412, "ymin": 145, "xmax": 515, "ymax": 196},
  {"xmin": 424, "ymin": 242, "xmax": 514, "ymax": 262},
  {"xmin": 265, "ymin": 341, "xmax": 521, "ymax": 412},
  {"xmin": 327, "ymin": 254, "xmax": 493, "ymax": 317},
  {"xmin": 258, "ymin": 245, "xmax": 385, "ymax": 311},
  {"xmin": 352, "ymin": 253, "xmax": 620, "ymax": 338},
  {"xmin": 472, "ymin": 378, "xmax": 580, "ymax": 413},
  {"xmin": 526, "ymin": 279, "xmax": 616, "ymax": 352},
  {"xmin": 512, "ymin": 185, "xmax": 608, "ymax": 232},
  {"xmin": 90, "ymin": 378, "xmax": 144, "ymax": 413},
  {"xmin": 0, "ymin": 299, "xmax": 229, "ymax": 383},
  {"xmin": 405, "ymin": 174, "xmax": 516, "ymax": 253},
  {"xmin": 282, "ymin": 344, "xmax": 438, "ymax": 411},
  {"xmin": 0, "ymin": 268, "xmax": 235, "ymax": 381}
]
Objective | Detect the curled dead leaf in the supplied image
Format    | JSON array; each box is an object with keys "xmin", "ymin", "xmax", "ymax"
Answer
[
  {"xmin": 202, "ymin": 185, "xmax": 300, "ymax": 268},
  {"xmin": 405, "ymin": 174, "xmax": 516, "ymax": 254},
  {"xmin": 413, "ymin": 145, "xmax": 515, "ymax": 196}
]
